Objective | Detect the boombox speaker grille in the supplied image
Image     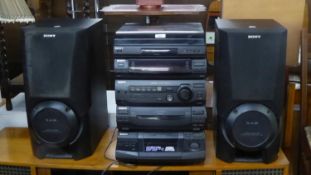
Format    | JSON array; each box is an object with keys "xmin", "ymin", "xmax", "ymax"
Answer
[
  {"xmin": 0, "ymin": 165, "xmax": 31, "ymax": 175},
  {"xmin": 222, "ymin": 169, "xmax": 283, "ymax": 175}
]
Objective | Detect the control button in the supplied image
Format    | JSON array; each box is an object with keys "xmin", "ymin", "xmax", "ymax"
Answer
[
  {"xmin": 157, "ymin": 86, "xmax": 162, "ymax": 92},
  {"xmin": 114, "ymin": 47, "xmax": 123, "ymax": 53},
  {"xmin": 192, "ymin": 61, "xmax": 205, "ymax": 66},
  {"xmin": 193, "ymin": 117, "xmax": 202, "ymax": 122},
  {"xmin": 129, "ymin": 87, "xmax": 135, "ymax": 92},
  {"xmin": 184, "ymin": 133, "xmax": 191, "ymax": 137},
  {"xmin": 165, "ymin": 87, "xmax": 176, "ymax": 92},
  {"xmin": 177, "ymin": 86, "xmax": 193, "ymax": 102},
  {"xmin": 196, "ymin": 93, "xmax": 204, "ymax": 100},
  {"xmin": 117, "ymin": 107, "xmax": 129, "ymax": 114},
  {"xmin": 117, "ymin": 116, "xmax": 128, "ymax": 122},
  {"xmin": 196, "ymin": 93, "xmax": 204, "ymax": 96},
  {"xmin": 166, "ymin": 95, "xmax": 174, "ymax": 102},
  {"xmin": 198, "ymin": 118, "xmax": 206, "ymax": 123},
  {"xmin": 194, "ymin": 83, "xmax": 205, "ymax": 88},
  {"xmin": 193, "ymin": 62, "xmax": 205, "ymax": 65},
  {"xmin": 190, "ymin": 142, "xmax": 200, "ymax": 150},
  {"xmin": 117, "ymin": 63, "xmax": 125, "ymax": 67},
  {"xmin": 193, "ymin": 110, "xmax": 204, "ymax": 115}
]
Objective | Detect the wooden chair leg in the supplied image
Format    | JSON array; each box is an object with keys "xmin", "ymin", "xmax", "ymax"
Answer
[
  {"xmin": 5, "ymin": 97, "xmax": 12, "ymax": 110},
  {"xmin": 0, "ymin": 24, "xmax": 13, "ymax": 111}
]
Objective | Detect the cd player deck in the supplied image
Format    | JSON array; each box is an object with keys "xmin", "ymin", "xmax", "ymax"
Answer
[{"xmin": 114, "ymin": 23, "xmax": 206, "ymax": 57}]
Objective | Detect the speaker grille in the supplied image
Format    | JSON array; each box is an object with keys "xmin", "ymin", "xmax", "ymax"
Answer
[
  {"xmin": 222, "ymin": 169, "xmax": 283, "ymax": 175},
  {"xmin": 0, "ymin": 165, "xmax": 31, "ymax": 175}
]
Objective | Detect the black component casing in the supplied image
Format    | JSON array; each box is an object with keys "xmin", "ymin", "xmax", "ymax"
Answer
[
  {"xmin": 23, "ymin": 19, "xmax": 108, "ymax": 160},
  {"xmin": 114, "ymin": 22, "xmax": 207, "ymax": 165},
  {"xmin": 214, "ymin": 19, "xmax": 287, "ymax": 163},
  {"xmin": 116, "ymin": 131, "xmax": 206, "ymax": 164},
  {"xmin": 115, "ymin": 80, "xmax": 206, "ymax": 106},
  {"xmin": 114, "ymin": 23, "xmax": 207, "ymax": 79},
  {"xmin": 117, "ymin": 106, "xmax": 207, "ymax": 131},
  {"xmin": 114, "ymin": 23, "xmax": 206, "ymax": 57},
  {"xmin": 114, "ymin": 58, "xmax": 207, "ymax": 79}
]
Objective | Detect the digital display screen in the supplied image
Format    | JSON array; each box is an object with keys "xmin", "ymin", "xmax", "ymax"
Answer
[
  {"xmin": 129, "ymin": 60, "xmax": 191, "ymax": 73},
  {"xmin": 144, "ymin": 140, "xmax": 177, "ymax": 152}
]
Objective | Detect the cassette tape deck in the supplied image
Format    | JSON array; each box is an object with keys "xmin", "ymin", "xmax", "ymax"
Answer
[
  {"xmin": 117, "ymin": 106, "xmax": 207, "ymax": 131},
  {"xmin": 114, "ymin": 59, "xmax": 207, "ymax": 79}
]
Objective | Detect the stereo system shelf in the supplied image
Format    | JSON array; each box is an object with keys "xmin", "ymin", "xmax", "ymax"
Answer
[{"xmin": 0, "ymin": 128, "xmax": 289, "ymax": 175}]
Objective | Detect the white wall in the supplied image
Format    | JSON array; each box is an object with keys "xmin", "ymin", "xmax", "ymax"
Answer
[{"xmin": 0, "ymin": 91, "xmax": 117, "ymax": 130}]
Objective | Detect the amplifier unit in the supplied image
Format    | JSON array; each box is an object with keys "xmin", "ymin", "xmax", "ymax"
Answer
[
  {"xmin": 115, "ymin": 80, "xmax": 206, "ymax": 106},
  {"xmin": 117, "ymin": 106, "xmax": 207, "ymax": 131},
  {"xmin": 116, "ymin": 131, "xmax": 206, "ymax": 164}
]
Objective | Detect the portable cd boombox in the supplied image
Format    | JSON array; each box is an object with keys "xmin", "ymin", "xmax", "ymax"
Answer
[
  {"xmin": 117, "ymin": 106, "xmax": 207, "ymax": 131},
  {"xmin": 116, "ymin": 131, "xmax": 206, "ymax": 164},
  {"xmin": 115, "ymin": 80, "xmax": 206, "ymax": 106}
]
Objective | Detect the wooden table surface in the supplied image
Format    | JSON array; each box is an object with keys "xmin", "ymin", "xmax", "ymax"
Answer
[
  {"xmin": 0, "ymin": 127, "xmax": 289, "ymax": 173},
  {"xmin": 100, "ymin": 4, "xmax": 206, "ymax": 16}
]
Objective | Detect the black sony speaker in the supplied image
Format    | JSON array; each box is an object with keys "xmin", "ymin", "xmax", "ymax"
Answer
[
  {"xmin": 22, "ymin": 19, "xmax": 108, "ymax": 160},
  {"xmin": 214, "ymin": 19, "xmax": 287, "ymax": 163}
]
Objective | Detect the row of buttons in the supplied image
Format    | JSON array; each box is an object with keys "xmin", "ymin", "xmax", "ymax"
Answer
[
  {"xmin": 196, "ymin": 93, "xmax": 204, "ymax": 100},
  {"xmin": 192, "ymin": 110, "xmax": 205, "ymax": 115},
  {"xmin": 192, "ymin": 61, "xmax": 206, "ymax": 67},
  {"xmin": 192, "ymin": 117, "xmax": 206, "ymax": 123},
  {"xmin": 129, "ymin": 86, "xmax": 178, "ymax": 93},
  {"xmin": 119, "ymin": 142, "xmax": 137, "ymax": 151},
  {"xmin": 117, "ymin": 117, "xmax": 129, "ymax": 122},
  {"xmin": 193, "ymin": 83, "xmax": 205, "ymax": 88},
  {"xmin": 183, "ymin": 49, "xmax": 203, "ymax": 54},
  {"xmin": 116, "ymin": 62, "xmax": 128, "ymax": 68}
]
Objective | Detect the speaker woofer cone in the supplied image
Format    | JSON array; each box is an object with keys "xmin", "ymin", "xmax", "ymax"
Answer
[
  {"xmin": 225, "ymin": 104, "xmax": 278, "ymax": 152},
  {"xmin": 31, "ymin": 101, "xmax": 79, "ymax": 146}
]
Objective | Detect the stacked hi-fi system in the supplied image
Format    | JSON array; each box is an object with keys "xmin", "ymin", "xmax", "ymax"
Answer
[{"xmin": 114, "ymin": 23, "xmax": 207, "ymax": 164}]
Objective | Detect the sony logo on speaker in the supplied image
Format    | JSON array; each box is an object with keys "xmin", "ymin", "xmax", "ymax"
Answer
[
  {"xmin": 43, "ymin": 34, "xmax": 56, "ymax": 38},
  {"xmin": 45, "ymin": 118, "xmax": 57, "ymax": 123},
  {"xmin": 248, "ymin": 35, "xmax": 261, "ymax": 39}
]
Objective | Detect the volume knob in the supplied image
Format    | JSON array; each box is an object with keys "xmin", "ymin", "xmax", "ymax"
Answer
[{"xmin": 177, "ymin": 86, "xmax": 193, "ymax": 102}]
